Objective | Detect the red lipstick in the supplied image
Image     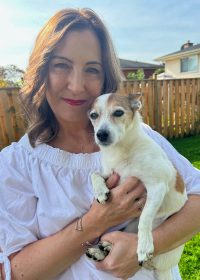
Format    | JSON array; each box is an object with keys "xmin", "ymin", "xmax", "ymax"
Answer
[{"xmin": 62, "ymin": 98, "xmax": 87, "ymax": 106}]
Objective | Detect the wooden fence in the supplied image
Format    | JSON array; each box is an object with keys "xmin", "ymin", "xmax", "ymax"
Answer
[
  {"xmin": 0, "ymin": 78, "xmax": 200, "ymax": 149},
  {"xmin": 118, "ymin": 78, "xmax": 200, "ymax": 138},
  {"xmin": 0, "ymin": 88, "xmax": 26, "ymax": 150}
]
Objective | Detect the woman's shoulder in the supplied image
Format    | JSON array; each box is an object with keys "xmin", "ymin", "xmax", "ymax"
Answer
[
  {"xmin": 142, "ymin": 123, "xmax": 162, "ymax": 142},
  {"xmin": 1, "ymin": 134, "xmax": 35, "ymax": 159},
  {"xmin": 142, "ymin": 123, "xmax": 171, "ymax": 148},
  {"xmin": 0, "ymin": 135, "xmax": 33, "ymax": 174},
  {"xmin": 1, "ymin": 134, "xmax": 101, "ymax": 170}
]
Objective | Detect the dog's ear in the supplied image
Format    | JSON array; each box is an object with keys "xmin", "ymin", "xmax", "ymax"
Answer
[{"xmin": 128, "ymin": 93, "xmax": 142, "ymax": 110}]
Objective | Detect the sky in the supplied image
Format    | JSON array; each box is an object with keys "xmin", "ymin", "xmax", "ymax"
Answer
[{"xmin": 0, "ymin": 0, "xmax": 199, "ymax": 70}]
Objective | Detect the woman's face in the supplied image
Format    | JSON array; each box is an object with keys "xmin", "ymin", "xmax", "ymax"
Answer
[{"xmin": 46, "ymin": 29, "xmax": 104, "ymax": 125}]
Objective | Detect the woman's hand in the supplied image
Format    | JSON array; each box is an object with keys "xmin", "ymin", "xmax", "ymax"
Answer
[
  {"xmin": 88, "ymin": 175, "xmax": 146, "ymax": 234},
  {"xmin": 106, "ymin": 172, "xmax": 120, "ymax": 189},
  {"xmin": 95, "ymin": 231, "xmax": 140, "ymax": 279}
]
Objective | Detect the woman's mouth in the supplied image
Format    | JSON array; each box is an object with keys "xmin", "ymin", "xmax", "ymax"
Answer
[{"xmin": 62, "ymin": 98, "xmax": 87, "ymax": 106}]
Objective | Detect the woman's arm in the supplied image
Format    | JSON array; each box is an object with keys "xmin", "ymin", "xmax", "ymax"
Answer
[
  {"xmin": 153, "ymin": 194, "xmax": 200, "ymax": 255},
  {"xmin": 5, "ymin": 212, "xmax": 101, "ymax": 280},
  {"xmin": 2, "ymin": 176, "xmax": 145, "ymax": 280},
  {"xmin": 96, "ymin": 194, "xmax": 200, "ymax": 279}
]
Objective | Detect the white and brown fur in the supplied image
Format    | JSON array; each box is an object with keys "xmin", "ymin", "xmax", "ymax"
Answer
[{"xmin": 87, "ymin": 93, "xmax": 187, "ymax": 280}]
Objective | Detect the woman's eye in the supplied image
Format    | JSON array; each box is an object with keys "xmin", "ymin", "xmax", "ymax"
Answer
[
  {"xmin": 90, "ymin": 112, "xmax": 99, "ymax": 120},
  {"xmin": 53, "ymin": 63, "xmax": 70, "ymax": 69},
  {"xmin": 113, "ymin": 110, "xmax": 124, "ymax": 117},
  {"xmin": 86, "ymin": 68, "xmax": 100, "ymax": 74}
]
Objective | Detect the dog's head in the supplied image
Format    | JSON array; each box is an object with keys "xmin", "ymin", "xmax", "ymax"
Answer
[{"xmin": 89, "ymin": 93, "xmax": 142, "ymax": 147}]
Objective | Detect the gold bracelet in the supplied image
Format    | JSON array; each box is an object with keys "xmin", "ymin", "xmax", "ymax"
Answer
[
  {"xmin": 75, "ymin": 217, "xmax": 101, "ymax": 250},
  {"xmin": 75, "ymin": 216, "xmax": 83, "ymax": 231}
]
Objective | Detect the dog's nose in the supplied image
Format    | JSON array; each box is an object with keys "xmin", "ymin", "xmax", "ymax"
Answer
[{"xmin": 96, "ymin": 129, "xmax": 109, "ymax": 142}]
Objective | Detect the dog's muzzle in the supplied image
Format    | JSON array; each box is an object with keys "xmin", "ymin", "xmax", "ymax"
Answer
[{"xmin": 96, "ymin": 129, "xmax": 110, "ymax": 145}]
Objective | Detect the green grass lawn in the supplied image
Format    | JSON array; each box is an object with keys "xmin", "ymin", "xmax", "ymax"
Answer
[
  {"xmin": 169, "ymin": 135, "xmax": 200, "ymax": 280},
  {"xmin": 170, "ymin": 135, "xmax": 200, "ymax": 169}
]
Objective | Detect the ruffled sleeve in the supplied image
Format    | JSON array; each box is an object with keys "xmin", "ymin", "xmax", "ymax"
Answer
[
  {"xmin": 143, "ymin": 124, "xmax": 200, "ymax": 195},
  {"xmin": 0, "ymin": 143, "xmax": 39, "ymax": 280}
]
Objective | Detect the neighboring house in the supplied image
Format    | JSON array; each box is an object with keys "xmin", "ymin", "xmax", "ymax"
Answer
[
  {"xmin": 155, "ymin": 41, "xmax": 200, "ymax": 79},
  {"xmin": 119, "ymin": 58, "xmax": 161, "ymax": 79}
]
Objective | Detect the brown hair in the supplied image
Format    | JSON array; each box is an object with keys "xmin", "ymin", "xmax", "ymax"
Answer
[{"xmin": 20, "ymin": 8, "xmax": 122, "ymax": 147}]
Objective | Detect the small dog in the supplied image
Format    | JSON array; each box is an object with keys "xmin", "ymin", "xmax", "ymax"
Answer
[{"xmin": 86, "ymin": 93, "xmax": 187, "ymax": 280}]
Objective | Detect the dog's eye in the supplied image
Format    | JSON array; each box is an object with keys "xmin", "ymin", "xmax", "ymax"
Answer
[
  {"xmin": 90, "ymin": 112, "xmax": 99, "ymax": 120},
  {"xmin": 113, "ymin": 110, "xmax": 124, "ymax": 117}
]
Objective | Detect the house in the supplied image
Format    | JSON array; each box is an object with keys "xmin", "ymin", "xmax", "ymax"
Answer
[
  {"xmin": 119, "ymin": 58, "xmax": 161, "ymax": 79},
  {"xmin": 155, "ymin": 41, "xmax": 200, "ymax": 79}
]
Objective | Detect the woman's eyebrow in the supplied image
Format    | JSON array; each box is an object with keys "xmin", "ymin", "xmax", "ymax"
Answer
[
  {"xmin": 51, "ymin": 55, "xmax": 72, "ymax": 63},
  {"xmin": 51, "ymin": 56, "xmax": 102, "ymax": 66},
  {"xmin": 86, "ymin": 61, "xmax": 102, "ymax": 66}
]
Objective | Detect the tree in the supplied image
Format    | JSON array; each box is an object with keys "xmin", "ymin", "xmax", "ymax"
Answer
[
  {"xmin": 0, "ymin": 65, "xmax": 24, "ymax": 87},
  {"xmin": 127, "ymin": 69, "xmax": 145, "ymax": 80},
  {"xmin": 154, "ymin": 67, "xmax": 165, "ymax": 75}
]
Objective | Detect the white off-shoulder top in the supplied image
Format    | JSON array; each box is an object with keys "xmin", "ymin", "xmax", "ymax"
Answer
[{"xmin": 0, "ymin": 124, "xmax": 200, "ymax": 280}]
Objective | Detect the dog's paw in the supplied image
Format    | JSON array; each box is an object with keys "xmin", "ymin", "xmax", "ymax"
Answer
[
  {"xmin": 86, "ymin": 247, "xmax": 107, "ymax": 261},
  {"xmin": 137, "ymin": 232, "xmax": 154, "ymax": 266},
  {"xmin": 98, "ymin": 241, "xmax": 112, "ymax": 253},
  {"xmin": 86, "ymin": 241, "xmax": 112, "ymax": 262},
  {"xmin": 96, "ymin": 190, "xmax": 110, "ymax": 204}
]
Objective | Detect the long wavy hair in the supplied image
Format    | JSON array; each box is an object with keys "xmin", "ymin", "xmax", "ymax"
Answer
[{"xmin": 20, "ymin": 8, "xmax": 122, "ymax": 147}]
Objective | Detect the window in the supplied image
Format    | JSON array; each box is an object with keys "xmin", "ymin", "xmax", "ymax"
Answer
[{"xmin": 180, "ymin": 55, "xmax": 198, "ymax": 72}]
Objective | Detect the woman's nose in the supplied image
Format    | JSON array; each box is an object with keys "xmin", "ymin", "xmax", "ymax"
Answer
[{"xmin": 67, "ymin": 69, "xmax": 85, "ymax": 94}]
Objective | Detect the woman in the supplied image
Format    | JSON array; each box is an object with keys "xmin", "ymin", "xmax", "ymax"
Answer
[{"xmin": 0, "ymin": 8, "xmax": 200, "ymax": 280}]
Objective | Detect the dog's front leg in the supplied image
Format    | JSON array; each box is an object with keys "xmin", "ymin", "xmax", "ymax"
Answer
[
  {"xmin": 91, "ymin": 172, "xmax": 110, "ymax": 204},
  {"xmin": 137, "ymin": 183, "xmax": 167, "ymax": 265}
]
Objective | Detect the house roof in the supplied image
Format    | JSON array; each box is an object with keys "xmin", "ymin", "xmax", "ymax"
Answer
[
  {"xmin": 155, "ymin": 43, "xmax": 200, "ymax": 61},
  {"xmin": 119, "ymin": 58, "xmax": 161, "ymax": 69}
]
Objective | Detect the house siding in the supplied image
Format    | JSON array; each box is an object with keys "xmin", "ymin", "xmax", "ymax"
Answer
[{"xmin": 165, "ymin": 54, "xmax": 200, "ymax": 78}]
